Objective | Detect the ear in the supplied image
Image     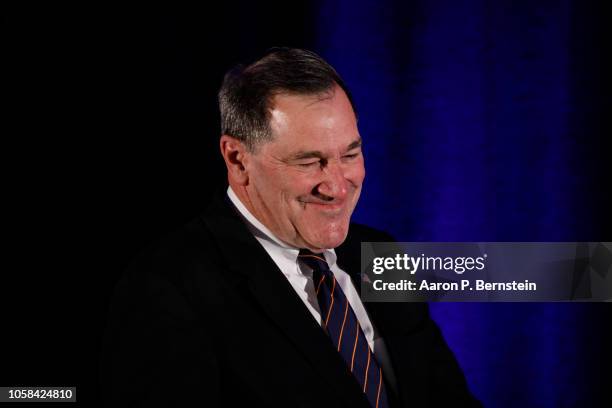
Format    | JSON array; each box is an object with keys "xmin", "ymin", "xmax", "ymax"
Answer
[{"xmin": 220, "ymin": 135, "xmax": 250, "ymax": 185}]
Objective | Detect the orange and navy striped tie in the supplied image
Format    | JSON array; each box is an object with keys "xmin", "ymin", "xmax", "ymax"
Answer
[{"xmin": 299, "ymin": 249, "xmax": 389, "ymax": 408}]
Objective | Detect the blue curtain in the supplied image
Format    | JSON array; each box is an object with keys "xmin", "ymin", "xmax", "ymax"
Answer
[{"xmin": 315, "ymin": 1, "xmax": 607, "ymax": 406}]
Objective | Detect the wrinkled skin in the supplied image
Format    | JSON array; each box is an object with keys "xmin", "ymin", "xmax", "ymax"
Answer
[{"xmin": 221, "ymin": 85, "xmax": 365, "ymax": 252}]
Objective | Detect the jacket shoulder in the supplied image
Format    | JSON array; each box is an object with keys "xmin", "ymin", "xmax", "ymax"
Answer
[{"xmin": 112, "ymin": 215, "xmax": 230, "ymax": 312}]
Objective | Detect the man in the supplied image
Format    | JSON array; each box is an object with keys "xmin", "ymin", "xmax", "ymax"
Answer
[{"xmin": 101, "ymin": 48, "xmax": 480, "ymax": 407}]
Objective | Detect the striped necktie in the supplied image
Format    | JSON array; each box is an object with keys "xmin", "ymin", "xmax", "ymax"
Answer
[{"xmin": 298, "ymin": 249, "xmax": 390, "ymax": 408}]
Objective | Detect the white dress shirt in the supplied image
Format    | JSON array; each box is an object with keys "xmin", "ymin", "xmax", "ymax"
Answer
[{"xmin": 227, "ymin": 187, "xmax": 397, "ymax": 391}]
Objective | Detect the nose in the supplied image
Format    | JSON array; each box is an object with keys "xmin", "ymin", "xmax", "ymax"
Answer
[{"xmin": 314, "ymin": 162, "xmax": 349, "ymax": 201}]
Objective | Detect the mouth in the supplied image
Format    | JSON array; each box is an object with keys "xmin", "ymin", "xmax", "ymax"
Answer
[{"xmin": 298, "ymin": 199, "xmax": 347, "ymax": 214}]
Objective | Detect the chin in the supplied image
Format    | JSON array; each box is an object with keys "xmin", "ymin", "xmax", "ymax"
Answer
[{"xmin": 314, "ymin": 227, "xmax": 349, "ymax": 249}]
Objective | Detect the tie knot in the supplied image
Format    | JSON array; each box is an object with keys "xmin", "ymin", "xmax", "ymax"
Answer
[{"xmin": 298, "ymin": 249, "xmax": 330, "ymax": 272}]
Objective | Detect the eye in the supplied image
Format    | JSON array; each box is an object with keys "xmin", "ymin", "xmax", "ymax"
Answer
[
  {"xmin": 297, "ymin": 160, "xmax": 320, "ymax": 168},
  {"xmin": 343, "ymin": 152, "xmax": 360, "ymax": 160}
]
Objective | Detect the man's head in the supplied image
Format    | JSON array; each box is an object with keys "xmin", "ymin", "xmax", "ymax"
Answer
[{"xmin": 219, "ymin": 48, "xmax": 365, "ymax": 252}]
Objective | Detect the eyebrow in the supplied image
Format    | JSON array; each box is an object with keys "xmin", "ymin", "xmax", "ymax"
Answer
[{"xmin": 289, "ymin": 138, "xmax": 362, "ymax": 161}]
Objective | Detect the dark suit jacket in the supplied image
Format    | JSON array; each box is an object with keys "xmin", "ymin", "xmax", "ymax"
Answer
[{"xmin": 101, "ymin": 194, "xmax": 480, "ymax": 407}]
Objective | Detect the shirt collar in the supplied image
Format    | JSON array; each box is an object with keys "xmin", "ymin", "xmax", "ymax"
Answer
[{"xmin": 226, "ymin": 186, "xmax": 337, "ymax": 266}]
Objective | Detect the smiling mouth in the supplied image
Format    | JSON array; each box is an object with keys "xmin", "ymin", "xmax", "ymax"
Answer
[{"xmin": 299, "ymin": 199, "xmax": 347, "ymax": 213}]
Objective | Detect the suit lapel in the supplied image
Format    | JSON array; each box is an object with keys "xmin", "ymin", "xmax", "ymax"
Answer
[{"xmin": 201, "ymin": 195, "xmax": 370, "ymax": 408}]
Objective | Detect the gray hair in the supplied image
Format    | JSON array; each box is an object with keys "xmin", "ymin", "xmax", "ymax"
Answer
[{"xmin": 218, "ymin": 47, "xmax": 356, "ymax": 151}]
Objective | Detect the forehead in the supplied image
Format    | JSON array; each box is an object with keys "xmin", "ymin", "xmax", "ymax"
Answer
[{"xmin": 266, "ymin": 86, "xmax": 359, "ymax": 152}]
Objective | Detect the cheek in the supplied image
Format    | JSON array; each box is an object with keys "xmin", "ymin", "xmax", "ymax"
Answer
[
  {"xmin": 253, "ymin": 163, "xmax": 294, "ymax": 196},
  {"xmin": 266, "ymin": 172, "xmax": 313, "ymax": 213},
  {"xmin": 283, "ymin": 170, "xmax": 319, "ymax": 195}
]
